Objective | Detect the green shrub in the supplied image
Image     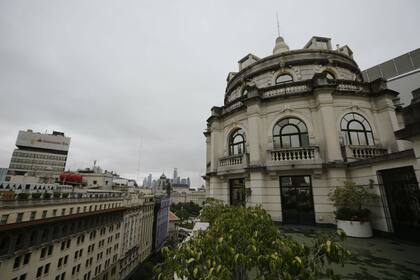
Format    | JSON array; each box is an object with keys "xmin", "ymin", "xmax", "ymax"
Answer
[
  {"xmin": 329, "ymin": 181, "xmax": 379, "ymax": 221},
  {"xmin": 43, "ymin": 192, "xmax": 51, "ymax": 199},
  {"xmin": 156, "ymin": 200, "xmax": 350, "ymax": 280},
  {"xmin": 53, "ymin": 192, "xmax": 61, "ymax": 199},
  {"xmin": 336, "ymin": 207, "xmax": 371, "ymax": 221},
  {"xmin": 31, "ymin": 193, "xmax": 42, "ymax": 199},
  {"xmin": 17, "ymin": 193, "xmax": 29, "ymax": 200}
]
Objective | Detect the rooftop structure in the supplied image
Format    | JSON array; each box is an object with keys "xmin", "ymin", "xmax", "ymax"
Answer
[{"xmin": 7, "ymin": 130, "xmax": 71, "ymax": 178}]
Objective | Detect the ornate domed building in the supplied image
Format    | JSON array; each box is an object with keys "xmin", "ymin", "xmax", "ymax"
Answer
[{"xmin": 204, "ymin": 35, "xmax": 420, "ymax": 236}]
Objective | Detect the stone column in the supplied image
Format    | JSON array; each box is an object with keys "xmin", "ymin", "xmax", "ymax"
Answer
[{"xmin": 315, "ymin": 90, "xmax": 343, "ymax": 162}]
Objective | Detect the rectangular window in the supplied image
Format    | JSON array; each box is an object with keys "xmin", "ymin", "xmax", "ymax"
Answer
[
  {"xmin": 69, "ymin": 208, "xmax": 73, "ymax": 214},
  {"xmin": 53, "ymin": 209, "xmax": 57, "ymax": 216},
  {"xmin": 40, "ymin": 247, "xmax": 47, "ymax": 259},
  {"xmin": 42, "ymin": 210, "xmax": 48, "ymax": 219},
  {"xmin": 64, "ymin": 255, "xmax": 68, "ymax": 265},
  {"xmin": 36, "ymin": 266, "xmax": 43, "ymax": 278},
  {"xmin": 48, "ymin": 245, "xmax": 53, "ymax": 255},
  {"xmin": 58, "ymin": 257, "xmax": 63, "ymax": 268},
  {"xmin": 61, "ymin": 209, "xmax": 66, "ymax": 215},
  {"xmin": 13, "ymin": 256, "xmax": 21, "ymax": 269},
  {"xmin": 44, "ymin": 263, "xmax": 50, "ymax": 274},
  {"xmin": 30, "ymin": 211, "xmax": 36, "ymax": 221},
  {"xmin": 0, "ymin": 214, "xmax": 9, "ymax": 224},
  {"xmin": 16, "ymin": 213, "xmax": 24, "ymax": 223},
  {"xmin": 19, "ymin": 274, "xmax": 27, "ymax": 280},
  {"xmin": 23, "ymin": 253, "xmax": 31, "ymax": 265}
]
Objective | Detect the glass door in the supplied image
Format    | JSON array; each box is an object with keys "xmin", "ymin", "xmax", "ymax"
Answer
[
  {"xmin": 280, "ymin": 176, "xmax": 315, "ymax": 225},
  {"xmin": 229, "ymin": 178, "xmax": 245, "ymax": 206}
]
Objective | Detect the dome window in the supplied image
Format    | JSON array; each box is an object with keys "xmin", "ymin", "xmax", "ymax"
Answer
[{"xmin": 275, "ymin": 74, "xmax": 293, "ymax": 84}]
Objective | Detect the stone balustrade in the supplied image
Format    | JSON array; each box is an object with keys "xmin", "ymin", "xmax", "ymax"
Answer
[
  {"xmin": 262, "ymin": 82, "xmax": 310, "ymax": 98},
  {"xmin": 345, "ymin": 145, "xmax": 387, "ymax": 159},
  {"xmin": 223, "ymin": 101, "xmax": 244, "ymax": 113},
  {"xmin": 269, "ymin": 146, "xmax": 319, "ymax": 162},
  {"xmin": 336, "ymin": 80, "xmax": 370, "ymax": 93},
  {"xmin": 219, "ymin": 154, "xmax": 244, "ymax": 167}
]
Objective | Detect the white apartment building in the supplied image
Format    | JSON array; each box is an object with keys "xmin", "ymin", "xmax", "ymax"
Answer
[{"xmin": 7, "ymin": 130, "xmax": 70, "ymax": 178}]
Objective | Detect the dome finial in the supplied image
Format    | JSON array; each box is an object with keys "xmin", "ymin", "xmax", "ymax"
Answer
[
  {"xmin": 273, "ymin": 36, "xmax": 289, "ymax": 54},
  {"xmin": 273, "ymin": 13, "xmax": 289, "ymax": 54}
]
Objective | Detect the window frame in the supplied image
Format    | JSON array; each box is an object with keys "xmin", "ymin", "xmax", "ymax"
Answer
[
  {"xmin": 273, "ymin": 118, "xmax": 309, "ymax": 149},
  {"xmin": 228, "ymin": 129, "xmax": 246, "ymax": 156},
  {"xmin": 340, "ymin": 113, "xmax": 374, "ymax": 146}
]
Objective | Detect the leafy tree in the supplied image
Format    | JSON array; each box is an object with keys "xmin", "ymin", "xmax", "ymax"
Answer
[
  {"xmin": 156, "ymin": 200, "xmax": 350, "ymax": 280},
  {"xmin": 171, "ymin": 202, "xmax": 202, "ymax": 222}
]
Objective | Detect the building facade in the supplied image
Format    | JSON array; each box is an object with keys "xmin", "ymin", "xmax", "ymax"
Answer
[
  {"xmin": 7, "ymin": 130, "xmax": 70, "ymax": 177},
  {"xmin": 0, "ymin": 191, "xmax": 157, "ymax": 280},
  {"xmin": 170, "ymin": 189, "xmax": 206, "ymax": 206},
  {"xmin": 204, "ymin": 35, "xmax": 420, "ymax": 238},
  {"xmin": 362, "ymin": 48, "xmax": 420, "ymax": 106},
  {"xmin": 152, "ymin": 195, "xmax": 170, "ymax": 252}
]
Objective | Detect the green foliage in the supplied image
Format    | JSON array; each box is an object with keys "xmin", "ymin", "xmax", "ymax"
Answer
[
  {"xmin": 62, "ymin": 193, "xmax": 69, "ymax": 198},
  {"xmin": 43, "ymin": 192, "xmax": 52, "ymax": 199},
  {"xmin": 156, "ymin": 200, "xmax": 350, "ymax": 280},
  {"xmin": 53, "ymin": 192, "xmax": 61, "ymax": 199},
  {"xmin": 17, "ymin": 193, "xmax": 29, "ymax": 200},
  {"xmin": 329, "ymin": 181, "xmax": 379, "ymax": 221},
  {"xmin": 335, "ymin": 207, "xmax": 371, "ymax": 221},
  {"xmin": 31, "ymin": 193, "xmax": 42, "ymax": 199},
  {"xmin": 171, "ymin": 201, "xmax": 202, "ymax": 221}
]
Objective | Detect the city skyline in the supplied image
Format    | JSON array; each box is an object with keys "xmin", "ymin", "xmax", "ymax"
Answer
[{"xmin": 1, "ymin": 0, "xmax": 420, "ymax": 188}]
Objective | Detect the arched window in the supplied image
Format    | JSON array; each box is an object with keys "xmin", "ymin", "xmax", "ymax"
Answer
[
  {"xmin": 229, "ymin": 128, "xmax": 246, "ymax": 155},
  {"xmin": 273, "ymin": 118, "xmax": 309, "ymax": 148},
  {"xmin": 275, "ymin": 74, "xmax": 293, "ymax": 84},
  {"xmin": 341, "ymin": 113, "xmax": 374, "ymax": 146}
]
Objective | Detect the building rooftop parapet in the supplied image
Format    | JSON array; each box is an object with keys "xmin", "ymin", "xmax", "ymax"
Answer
[{"xmin": 209, "ymin": 77, "xmax": 395, "ymax": 123}]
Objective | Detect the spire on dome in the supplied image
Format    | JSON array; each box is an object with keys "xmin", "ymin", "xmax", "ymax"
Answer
[{"xmin": 273, "ymin": 36, "xmax": 289, "ymax": 54}]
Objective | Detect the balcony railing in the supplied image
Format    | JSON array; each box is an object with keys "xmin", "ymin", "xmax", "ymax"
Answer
[
  {"xmin": 261, "ymin": 81, "xmax": 311, "ymax": 99},
  {"xmin": 219, "ymin": 154, "xmax": 245, "ymax": 167},
  {"xmin": 345, "ymin": 145, "xmax": 387, "ymax": 159},
  {"xmin": 269, "ymin": 146, "xmax": 320, "ymax": 162}
]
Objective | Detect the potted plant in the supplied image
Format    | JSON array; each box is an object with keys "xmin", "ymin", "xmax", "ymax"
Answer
[{"xmin": 329, "ymin": 181, "xmax": 379, "ymax": 238}]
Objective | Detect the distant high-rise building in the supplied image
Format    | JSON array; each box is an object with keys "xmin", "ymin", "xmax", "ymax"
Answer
[
  {"xmin": 173, "ymin": 168, "xmax": 178, "ymax": 182},
  {"xmin": 0, "ymin": 168, "xmax": 7, "ymax": 182},
  {"xmin": 8, "ymin": 129, "xmax": 71, "ymax": 176},
  {"xmin": 147, "ymin": 173, "xmax": 152, "ymax": 187}
]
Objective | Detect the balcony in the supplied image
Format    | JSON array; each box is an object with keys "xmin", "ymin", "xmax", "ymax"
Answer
[
  {"xmin": 266, "ymin": 146, "xmax": 322, "ymax": 170},
  {"xmin": 217, "ymin": 154, "xmax": 248, "ymax": 174},
  {"xmin": 344, "ymin": 145, "xmax": 387, "ymax": 161}
]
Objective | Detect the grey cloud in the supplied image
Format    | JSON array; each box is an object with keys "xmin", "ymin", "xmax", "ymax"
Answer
[{"xmin": 1, "ymin": 0, "xmax": 420, "ymax": 187}]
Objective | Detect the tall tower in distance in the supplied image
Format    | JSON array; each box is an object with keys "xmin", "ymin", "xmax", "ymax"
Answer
[{"xmin": 173, "ymin": 168, "xmax": 178, "ymax": 183}]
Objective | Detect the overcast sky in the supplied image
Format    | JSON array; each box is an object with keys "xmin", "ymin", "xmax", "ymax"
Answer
[{"xmin": 1, "ymin": 0, "xmax": 419, "ymax": 186}]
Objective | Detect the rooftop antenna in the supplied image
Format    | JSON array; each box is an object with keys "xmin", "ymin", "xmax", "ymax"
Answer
[{"xmin": 276, "ymin": 12, "xmax": 280, "ymax": 37}]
